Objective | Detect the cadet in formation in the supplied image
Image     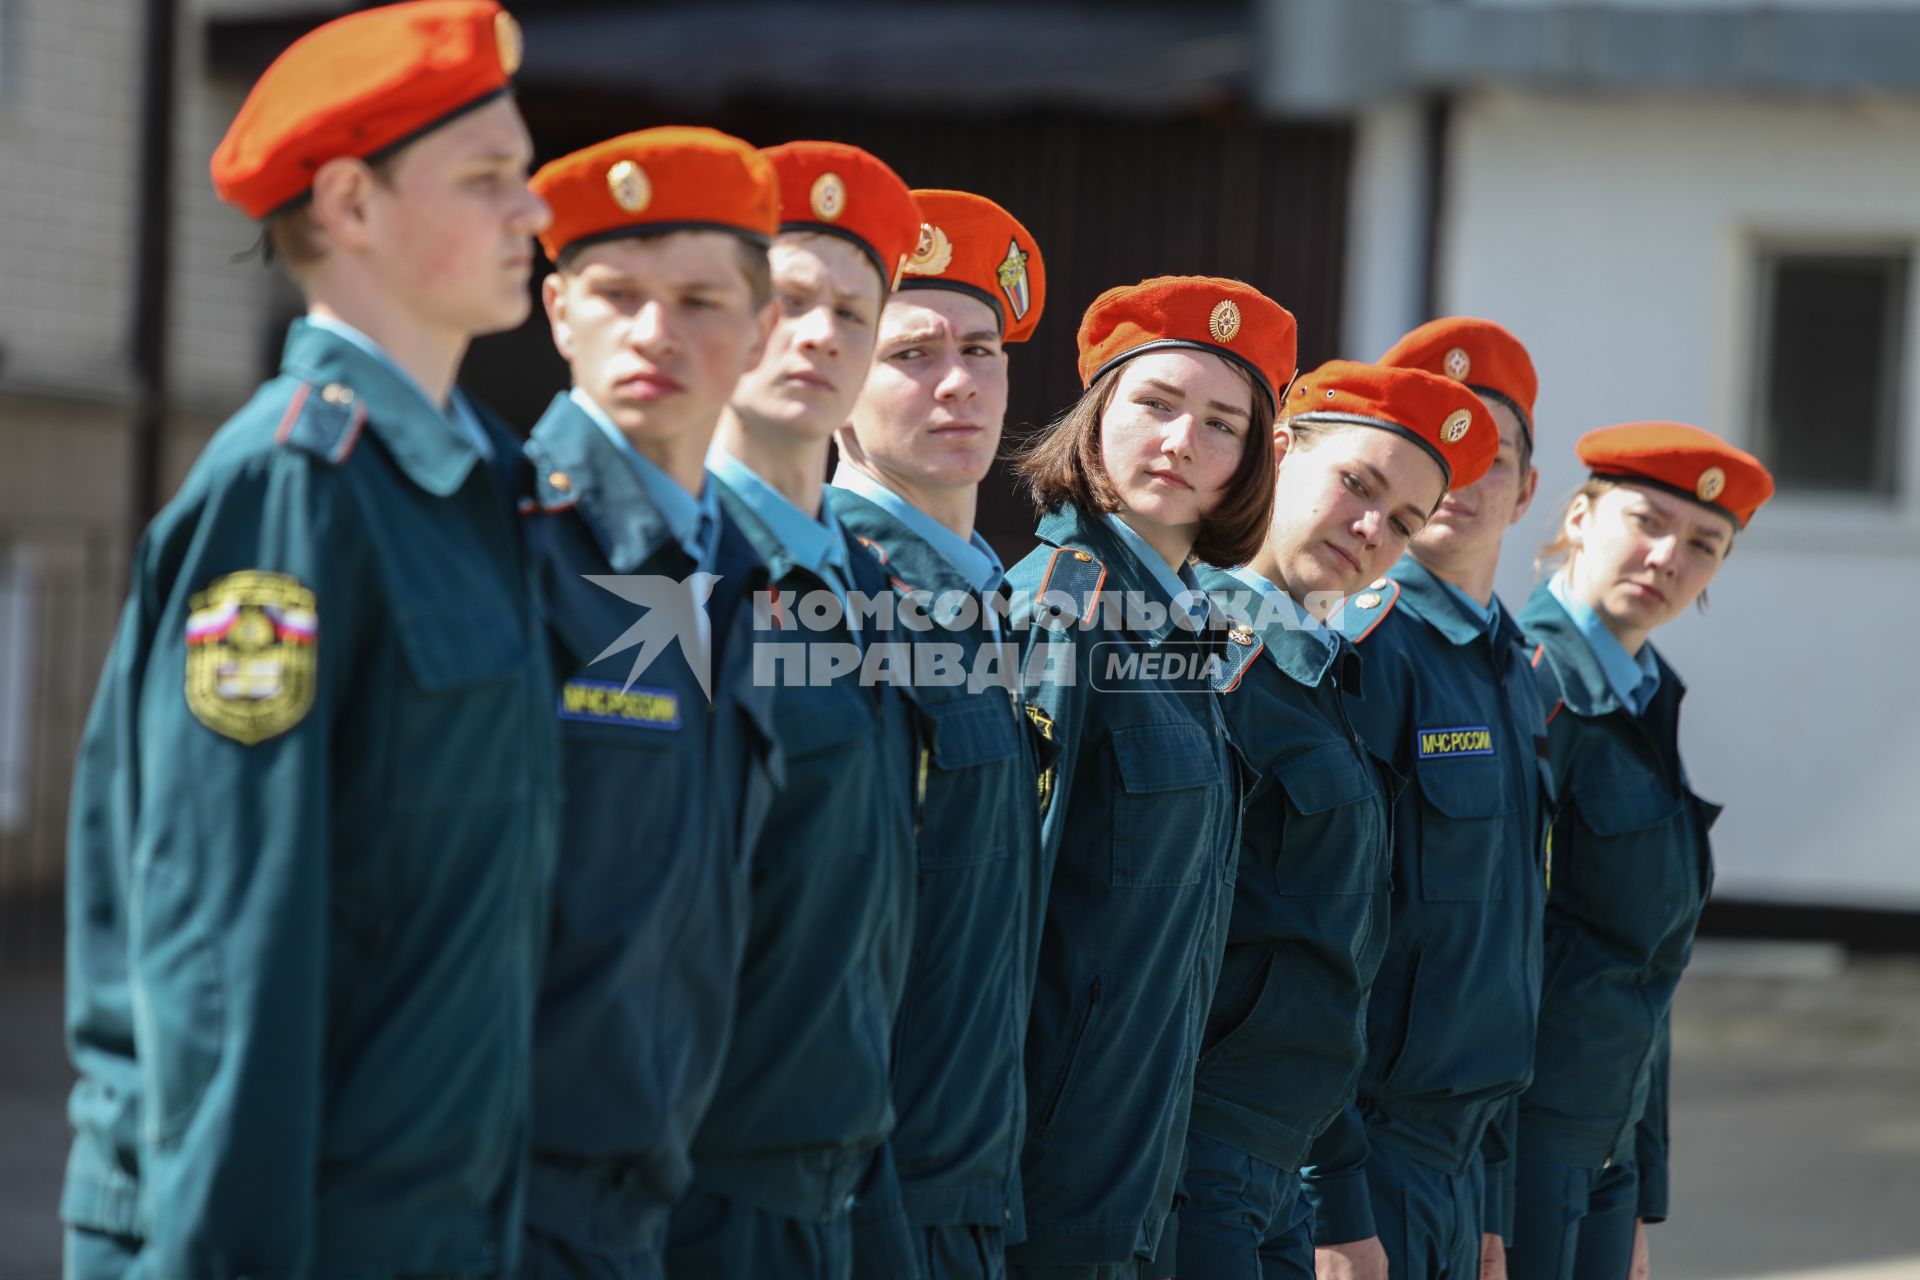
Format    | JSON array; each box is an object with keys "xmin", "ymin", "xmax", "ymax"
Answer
[
  {"xmin": 1177, "ymin": 360, "xmax": 1497, "ymax": 1280},
  {"xmin": 62, "ymin": 2, "xmax": 560, "ymax": 1275},
  {"xmin": 1005, "ymin": 277, "xmax": 1290, "ymax": 1280},
  {"xmin": 1508, "ymin": 424, "xmax": 1772, "ymax": 1280},
  {"xmin": 827, "ymin": 189, "xmax": 1052, "ymax": 1280},
  {"xmin": 516, "ymin": 126, "xmax": 784, "ymax": 1278},
  {"xmin": 666, "ymin": 141, "xmax": 925, "ymax": 1279},
  {"xmin": 1304, "ymin": 318, "xmax": 1552, "ymax": 1280}
]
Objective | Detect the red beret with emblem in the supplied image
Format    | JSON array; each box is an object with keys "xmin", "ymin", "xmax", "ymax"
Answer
[
  {"xmin": 1285, "ymin": 359, "xmax": 1498, "ymax": 491},
  {"xmin": 899, "ymin": 190, "xmax": 1046, "ymax": 344},
  {"xmin": 212, "ymin": 0, "xmax": 524, "ymax": 221},
  {"xmin": 531, "ymin": 127, "xmax": 778, "ymax": 263},
  {"xmin": 1576, "ymin": 422, "xmax": 1774, "ymax": 528},
  {"xmin": 1076, "ymin": 276, "xmax": 1298, "ymax": 410},
  {"xmin": 1380, "ymin": 316, "xmax": 1539, "ymax": 452},
  {"xmin": 762, "ymin": 141, "xmax": 921, "ymax": 295}
]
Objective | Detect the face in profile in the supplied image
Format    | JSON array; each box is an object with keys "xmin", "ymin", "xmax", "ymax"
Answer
[
  {"xmin": 1097, "ymin": 349, "xmax": 1255, "ymax": 541},
  {"xmin": 359, "ymin": 96, "xmax": 551, "ymax": 338},
  {"xmin": 544, "ymin": 230, "xmax": 769, "ymax": 460},
  {"xmin": 845, "ymin": 290, "xmax": 1008, "ymax": 498},
  {"xmin": 1563, "ymin": 482, "xmax": 1731, "ymax": 640},
  {"xmin": 1263, "ymin": 424, "xmax": 1448, "ymax": 605},
  {"xmin": 1412, "ymin": 395, "xmax": 1537, "ymax": 570},
  {"xmin": 728, "ymin": 233, "xmax": 885, "ymax": 445}
]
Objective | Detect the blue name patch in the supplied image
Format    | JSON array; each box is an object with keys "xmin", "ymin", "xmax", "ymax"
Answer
[
  {"xmin": 1417, "ymin": 725, "xmax": 1494, "ymax": 759},
  {"xmin": 558, "ymin": 679, "xmax": 681, "ymax": 730}
]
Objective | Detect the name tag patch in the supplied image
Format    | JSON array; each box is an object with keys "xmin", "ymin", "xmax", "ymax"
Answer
[
  {"xmin": 559, "ymin": 679, "xmax": 681, "ymax": 730},
  {"xmin": 1417, "ymin": 725, "xmax": 1494, "ymax": 759}
]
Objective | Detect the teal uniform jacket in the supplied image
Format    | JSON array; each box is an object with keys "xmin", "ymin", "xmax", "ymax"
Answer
[
  {"xmin": 1303, "ymin": 558, "xmax": 1550, "ymax": 1245},
  {"xmin": 62, "ymin": 319, "xmax": 560, "ymax": 1276},
  {"xmin": 1517, "ymin": 583, "xmax": 1720, "ymax": 1222},
  {"xmin": 1004, "ymin": 505, "xmax": 1242, "ymax": 1267},
  {"xmin": 826, "ymin": 487, "xmax": 1051, "ymax": 1242},
  {"xmin": 1186, "ymin": 566, "xmax": 1393, "ymax": 1174},
  {"xmin": 681, "ymin": 478, "xmax": 920, "ymax": 1223},
  {"xmin": 516, "ymin": 395, "xmax": 783, "ymax": 1246}
]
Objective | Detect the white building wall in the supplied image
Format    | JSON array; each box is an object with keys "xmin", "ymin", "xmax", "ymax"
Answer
[{"xmin": 1429, "ymin": 88, "xmax": 1920, "ymax": 908}]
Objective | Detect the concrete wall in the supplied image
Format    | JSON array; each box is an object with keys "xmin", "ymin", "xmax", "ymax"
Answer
[{"xmin": 1385, "ymin": 88, "xmax": 1920, "ymax": 908}]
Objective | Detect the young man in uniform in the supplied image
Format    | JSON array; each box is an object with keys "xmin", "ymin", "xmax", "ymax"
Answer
[
  {"xmin": 516, "ymin": 126, "xmax": 785, "ymax": 1279},
  {"xmin": 62, "ymin": 4, "xmax": 559, "ymax": 1275},
  {"xmin": 827, "ymin": 189, "xmax": 1050, "ymax": 1280},
  {"xmin": 1305, "ymin": 318, "xmax": 1550, "ymax": 1280},
  {"xmin": 666, "ymin": 140, "xmax": 926, "ymax": 1280}
]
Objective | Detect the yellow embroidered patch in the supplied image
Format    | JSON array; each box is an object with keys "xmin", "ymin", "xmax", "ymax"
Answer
[
  {"xmin": 184, "ymin": 570, "xmax": 318, "ymax": 745},
  {"xmin": 1026, "ymin": 703, "xmax": 1058, "ymax": 816}
]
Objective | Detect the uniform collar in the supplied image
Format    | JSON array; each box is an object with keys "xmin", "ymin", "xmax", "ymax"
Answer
[
  {"xmin": 1208, "ymin": 564, "xmax": 1345, "ymax": 688},
  {"xmin": 1387, "ymin": 555, "xmax": 1519, "ymax": 651},
  {"xmin": 1546, "ymin": 571, "xmax": 1661, "ymax": 715},
  {"xmin": 567, "ymin": 389, "xmax": 718, "ymax": 570},
  {"xmin": 829, "ymin": 464, "xmax": 1003, "ymax": 595},
  {"xmin": 280, "ymin": 317, "xmax": 483, "ymax": 497},
  {"xmin": 527, "ymin": 392, "xmax": 689, "ymax": 574},
  {"xmin": 1522, "ymin": 580, "xmax": 1676, "ymax": 719},
  {"xmin": 1033, "ymin": 504, "xmax": 1213, "ymax": 646},
  {"xmin": 1102, "ymin": 514, "xmax": 1209, "ymax": 628},
  {"xmin": 708, "ymin": 448, "xmax": 851, "ymax": 590}
]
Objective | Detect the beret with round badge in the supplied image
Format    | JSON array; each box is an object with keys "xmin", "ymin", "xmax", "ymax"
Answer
[
  {"xmin": 762, "ymin": 141, "xmax": 922, "ymax": 296},
  {"xmin": 211, "ymin": 0, "xmax": 525, "ymax": 221},
  {"xmin": 1076, "ymin": 276, "xmax": 1298, "ymax": 411},
  {"xmin": 1576, "ymin": 421, "xmax": 1774, "ymax": 529},
  {"xmin": 530, "ymin": 126, "xmax": 778, "ymax": 264},
  {"xmin": 1285, "ymin": 359, "xmax": 1499, "ymax": 491},
  {"xmin": 1380, "ymin": 316, "xmax": 1539, "ymax": 455},
  {"xmin": 899, "ymin": 189, "xmax": 1046, "ymax": 343}
]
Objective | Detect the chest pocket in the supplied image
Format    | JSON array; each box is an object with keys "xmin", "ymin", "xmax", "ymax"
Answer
[
  {"xmin": 774, "ymin": 682, "xmax": 874, "ymax": 761},
  {"xmin": 919, "ymin": 694, "xmax": 1021, "ymax": 869},
  {"xmin": 1110, "ymin": 720, "xmax": 1221, "ymax": 889},
  {"xmin": 1567, "ymin": 770, "xmax": 1696, "ymax": 919},
  {"xmin": 1271, "ymin": 743, "xmax": 1383, "ymax": 897},
  {"xmin": 392, "ymin": 604, "xmax": 530, "ymax": 806},
  {"xmin": 1416, "ymin": 760, "xmax": 1516, "ymax": 902}
]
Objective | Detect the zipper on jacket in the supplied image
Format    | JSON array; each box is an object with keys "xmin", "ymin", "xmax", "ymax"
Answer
[{"xmin": 1036, "ymin": 977, "xmax": 1102, "ymax": 1136}]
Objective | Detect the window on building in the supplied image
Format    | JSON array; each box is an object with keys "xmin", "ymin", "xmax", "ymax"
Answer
[{"xmin": 1753, "ymin": 248, "xmax": 1907, "ymax": 497}]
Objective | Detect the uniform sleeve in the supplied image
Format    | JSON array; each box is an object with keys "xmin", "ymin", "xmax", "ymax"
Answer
[
  {"xmin": 849, "ymin": 1141, "xmax": 927, "ymax": 1280},
  {"xmin": 1635, "ymin": 1011, "xmax": 1673, "ymax": 1223},
  {"xmin": 1481, "ymin": 1094, "xmax": 1518, "ymax": 1240},
  {"xmin": 1301, "ymin": 1104, "xmax": 1376, "ymax": 1244},
  {"xmin": 126, "ymin": 452, "xmax": 366, "ymax": 1277}
]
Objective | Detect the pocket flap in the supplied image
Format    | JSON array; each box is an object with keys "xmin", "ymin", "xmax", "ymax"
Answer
[
  {"xmin": 924, "ymin": 694, "xmax": 1019, "ymax": 769},
  {"xmin": 773, "ymin": 684, "xmax": 873, "ymax": 759},
  {"xmin": 1415, "ymin": 760, "xmax": 1515, "ymax": 820},
  {"xmin": 396, "ymin": 606, "xmax": 526, "ymax": 692},
  {"xmin": 1111, "ymin": 721, "xmax": 1217, "ymax": 793},
  {"xmin": 1571, "ymin": 772, "xmax": 1684, "ymax": 836},
  {"xmin": 1271, "ymin": 743, "xmax": 1376, "ymax": 815}
]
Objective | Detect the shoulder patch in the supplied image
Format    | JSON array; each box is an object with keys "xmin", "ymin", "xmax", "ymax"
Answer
[
  {"xmin": 184, "ymin": 569, "xmax": 318, "ymax": 745},
  {"xmin": 1211, "ymin": 627, "xmax": 1265, "ymax": 694},
  {"xmin": 1035, "ymin": 545, "xmax": 1108, "ymax": 630},
  {"xmin": 1327, "ymin": 578, "xmax": 1401, "ymax": 644},
  {"xmin": 275, "ymin": 381, "xmax": 367, "ymax": 465}
]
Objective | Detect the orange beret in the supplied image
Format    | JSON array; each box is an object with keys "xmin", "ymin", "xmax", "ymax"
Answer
[
  {"xmin": 1076, "ymin": 276, "xmax": 1298, "ymax": 410},
  {"xmin": 899, "ymin": 190, "xmax": 1046, "ymax": 344},
  {"xmin": 212, "ymin": 0, "xmax": 522, "ymax": 221},
  {"xmin": 1380, "ymin": 316, "xmax": 1539, "ymax": 452},
  {"xmin": 531, "ymin": 127, "xmax": 777, "ymax": 263},
  {"xmin": 1576, "ymin": 422, "xmax": 1774, "ymax": 529},
  {"xmin": 762, "ymin": 141, "xmax": 921, "ymax": 294},
  {"xmin": 1284, "ymin": 359, "xmax": 1498, "ymax": 491}
]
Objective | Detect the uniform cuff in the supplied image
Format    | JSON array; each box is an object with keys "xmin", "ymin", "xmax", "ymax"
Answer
[{"xmin": 1303, "ymin": 1170, "xmax": 1377, "ymax": 1245}]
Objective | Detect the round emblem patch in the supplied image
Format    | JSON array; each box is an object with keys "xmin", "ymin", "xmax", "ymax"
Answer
[
  {"xmin": 1229, "ymin": 627, "xmax": 1255, "ymax": 646},
  {"xmin": 1696, "ymin": 466, "xmax": 1727, "ymax": 503},
  {"xmin": 1444, "ymin": 346, "xmax": 1471, "ymax": 380},
  {"xmin": 606, "ymin": 160, "xmax": 650, "ymax": 214},
  {"xmin": 184, "ymin": 570, "xmax": 319, "ymax": 746},
  {"xmin": 1209, "ymin": 299, "xmax": 1242, "ymax": 344},
  {"xmin": 494, "ymin": 11, "xmax": 524, "ymax": 76},
  {"xmin": 810, "ymin": 172, "xmax": 847, "ymax": 222},
  {"xmin": 904, "ymin": 222, "xmax": 954, "ymax": 276},
  {"xmin": 1441, "ymin": 408, "xmax": 1473, "ymax": 444}
]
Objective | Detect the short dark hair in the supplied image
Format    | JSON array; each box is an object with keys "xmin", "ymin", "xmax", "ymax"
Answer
[
  {"xmin": 1016, "ymin": 360, "xmax": 1276, "ymax": 568},
  {"xmin": 555, "ymin": 234, "xmax": 773, "ymax": 310},
  {"xmin": 264, "ymin": 153, "xmax": 401, "ymax": 275}
]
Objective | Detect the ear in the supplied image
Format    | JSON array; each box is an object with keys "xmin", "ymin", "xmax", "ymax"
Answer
[
  {"xmin": 1270, "ymin": 422, "xmax": 1294, "ymax": 483},
  {"xmin": 1563, "ymin": 490, "xmax": 1594, "ymax": 550},
  {"xmin": 1509, "ymin": 463, "xmax": 1542, "ymax": 527},
  {"xmin": 541, "ymin": 272, "xmax": 573, "ymax": 363},
  {"xmin": 740, "ymin": 298, "xmax": 776, "ymax": 375},
  {"xmin": 307, "ymin": 156, "xmax": 381, "ymax": 253}
]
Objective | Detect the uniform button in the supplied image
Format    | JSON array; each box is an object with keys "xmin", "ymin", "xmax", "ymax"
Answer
[
  {"xmin": 548, "ymin": 470, "xmax": 572, "ymax": 493},
  {"xmin": 321, "ymin": 382, "xmax": 354, "ymax": 405},
  {"xmin": 1073, "ymin": 550, "xmax": 1092, "ymax": 562},
  {"xmin": 1603, "ymin": 1157, "xmax": 1613, "ymax": 1169}
]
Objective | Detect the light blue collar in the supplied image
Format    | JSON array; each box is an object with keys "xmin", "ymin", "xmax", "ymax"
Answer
[
  {"xmin": 829, "ymin": 464, "xmax": 1003, "ymax": 594},
  {"xmin": 569, "ymin": 389, "xmax": 719, "ymax": 570},
  {"xmin": 305, "ymin": 312, "xmax": 492, "ymax": 459},
  {"xmin": 1228, "ymin": 566, "xmax": 1337, "ymax": 655},
  {"xmin": 1104, "ymin": 514, "xmax": 1208, "ymax": 625},
  {"xmin": 709, "ymin": 447, "xmax": 850, "ymax": 591},
  {"xmin": 1440, "ymin": 577, "xmax": 1497, "ymax": 633},
  {"xmin": 1549, "ymin": 571, "xmax": 1661, "ymax": 715}
]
